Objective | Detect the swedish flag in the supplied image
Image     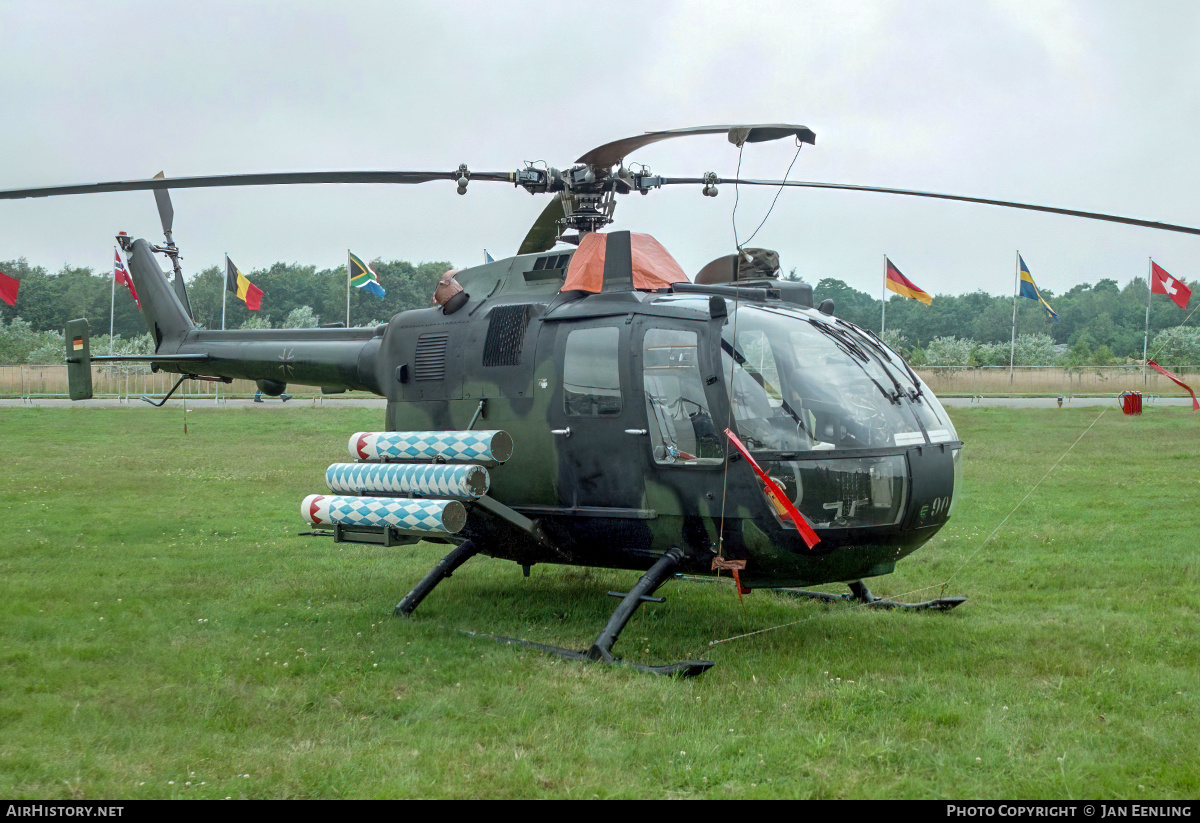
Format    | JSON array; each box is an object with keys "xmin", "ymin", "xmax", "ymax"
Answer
[{"xmin": 1018, "ymin": 255, "xmax": 1057, "ymax": 321}]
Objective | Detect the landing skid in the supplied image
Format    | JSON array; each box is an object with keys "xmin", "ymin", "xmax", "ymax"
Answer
[
  {"xmin": 396, "ymin": 543, "xmax": 715, "ymax": 677},
  {"xmin": 773, "ymin": 580, "xmax": 966, "ymax": 611}
]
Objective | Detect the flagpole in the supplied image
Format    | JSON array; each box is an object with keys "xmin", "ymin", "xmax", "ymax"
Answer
[
  {"xmin": 1009, "ymin": 251, "xmax": 1019, "ymax": 384},
  {"xmin": 222, "ymin": 254, "xmax": 228, "ymax": 331},
  {"xmin": 881, "ymin": 255, "xmax": 887, "ymax": 336},
  {"xmin": 109, "ymin": 247, "xmax": 117, "ymax": 356},
  {"xmin": 1143, "ymin": 257, "xmax": 1152, "ymax": 384},
  {"xmin": 346, "ymin": 250, "xmax": 351, "ymax": 328}
]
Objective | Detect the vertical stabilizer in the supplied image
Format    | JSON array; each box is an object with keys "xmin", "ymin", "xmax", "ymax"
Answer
[{"xmin": 122, "ymin": 237, "xmax": 195, "ymax": 351}]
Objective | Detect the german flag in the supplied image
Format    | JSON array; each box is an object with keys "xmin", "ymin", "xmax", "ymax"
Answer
[
  {"xmin": 225, "ymin": 255, "xmax": 263, "ymax": 311},
  {"xmin": 885, "ymin": 258, "xmax": 932, "ymax": 305}
]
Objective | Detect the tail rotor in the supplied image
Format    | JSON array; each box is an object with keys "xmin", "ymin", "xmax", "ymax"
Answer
[{"xmin": 150, "ymin": 171, "xmax": 194, "ymax": 320}]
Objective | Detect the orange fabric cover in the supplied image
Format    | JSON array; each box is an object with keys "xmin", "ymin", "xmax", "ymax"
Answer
[{"xmin": 560, "ymin": 232, "xmax": 690, "ymax": 293}]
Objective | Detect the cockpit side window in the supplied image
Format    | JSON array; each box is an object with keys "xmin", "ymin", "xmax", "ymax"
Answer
[
  {"xmin": 563, "ymin": 326, "xmax": 622, "ymax": 417},
  {"xmin": 643, "ymin": 329, "xmax": 723, "ymax": 465}
]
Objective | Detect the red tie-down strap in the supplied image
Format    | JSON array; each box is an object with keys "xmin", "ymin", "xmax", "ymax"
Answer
[
  {"xmin": 724, "ymin": 429, "xmax": 821, "ymax": 550},
  {"xmin": 711, "ymin": 556, "xmax": 750, "ymax": 600}
]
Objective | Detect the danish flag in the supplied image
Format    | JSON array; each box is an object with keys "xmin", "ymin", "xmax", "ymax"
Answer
[{"xmin": 1151, "ymin": 262, "xmax": 1191, "ymax": 309}]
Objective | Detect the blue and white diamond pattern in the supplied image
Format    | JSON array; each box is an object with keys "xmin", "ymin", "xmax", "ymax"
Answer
[
  {"xmin": 324, "ymin": 463, "xmax": 489, "ymax": 499},
  {"xmin": 349, "ymin": 430, "xmax": 512, "ymax": 464},
  {"xmin": 302, "ymin": 494, "xmax": 465, "ymax": 534}
]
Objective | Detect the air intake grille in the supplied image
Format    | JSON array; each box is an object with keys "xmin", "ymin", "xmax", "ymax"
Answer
[
  {"xmin": 483, "ymin": 305, "xmax": 534, "ymax": 367},
  {"xmin": 414, "ymin": 332, "xmax": 449, "ymax": 380}
]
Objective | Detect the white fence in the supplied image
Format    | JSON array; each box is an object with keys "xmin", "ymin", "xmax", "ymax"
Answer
[
  {"xmin": 2, "ymin": 365, "xmax": 274, "ymax": 399},
  {"xmin": 917, "ymin": 365, "xmax": 1198, "ymax": 396}
]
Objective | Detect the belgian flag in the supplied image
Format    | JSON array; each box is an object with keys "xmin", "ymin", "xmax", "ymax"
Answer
[{"xmin": 225, "ymin": 256, "xmax": 263, "ymax": 311}]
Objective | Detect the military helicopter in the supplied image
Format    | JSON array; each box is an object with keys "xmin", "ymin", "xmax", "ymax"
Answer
[{"xmin": 5, "ymin": 124, "xmax": 1198, "ymax": 676}]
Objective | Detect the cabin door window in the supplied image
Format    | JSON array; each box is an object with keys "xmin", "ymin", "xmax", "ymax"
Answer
[
  {"xmin": 642, "ymin": 328, "xmax": 723, "ymax": 466},
  {"xmin": 563, "ymin": 326, "xmax": 622, "ymax": 417}
]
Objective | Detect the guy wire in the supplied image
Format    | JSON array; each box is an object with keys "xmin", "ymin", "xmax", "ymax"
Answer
[
  {"xmin": 1146, "ymin": 303, "xmax": 1199, "ymax": 363},
  {"xmin": 715, "ymin": 143, "xmax": 748, "ymax": 565},
  {"xmin": 716, "ymin": 141, "xmax": 805, "ymax": 567}
]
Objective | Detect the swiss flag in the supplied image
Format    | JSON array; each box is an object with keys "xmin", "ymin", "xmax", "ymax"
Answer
[{"xmin": 1151, "ymin": 262, "xmax": 1192, "ymax": 309}]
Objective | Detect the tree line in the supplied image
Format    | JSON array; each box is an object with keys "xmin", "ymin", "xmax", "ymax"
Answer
[
  {"xmin": 813, "ymin": 275, "xmax": 1199, "ymax": 367},
  {"xmin": 2, "ymin": 256, "xmax": 1196, "ymax": 366},
  {"xmin": 0, "ymin": 256, "xmax": 451, "ymax": 364}
]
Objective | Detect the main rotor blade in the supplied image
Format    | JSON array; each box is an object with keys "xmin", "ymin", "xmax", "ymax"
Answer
[
  {"xmin": 518, "ymin": 197, "xmax": 565, "ymax": 255},
  {"xmin": 659, "ymin": 177, "xmax": 1200, "ymax": 236},
  {"xmin": 0, "ymin": 170, "xmax": 515, "ymax": 200},
  {"xmin": 576, "ymin": 124, "xmax": 816, "ymax": 168}
]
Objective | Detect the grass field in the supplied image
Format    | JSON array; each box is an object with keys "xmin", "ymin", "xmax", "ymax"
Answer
[{"xmin": 0, "ymin": 405, "xmax": 1196, "ymax": 799}]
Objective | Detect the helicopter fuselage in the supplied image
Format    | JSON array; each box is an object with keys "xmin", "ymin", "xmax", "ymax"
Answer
[
  {"xmin": 122, "ymin": 235, "xmax": 962, "ymax": 590},
  {"xmin": 377, "ymin": 257, "xmax": 961, "ymax": 587}
]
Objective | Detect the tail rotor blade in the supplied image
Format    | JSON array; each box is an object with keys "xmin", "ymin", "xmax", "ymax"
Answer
[
  {"xmin": 148, "ymin": 172, "xmax": 193, "ymax": 320},
  {"xmin": 152, "ymin": 171, "xmax": 174, "ymax": 235}
]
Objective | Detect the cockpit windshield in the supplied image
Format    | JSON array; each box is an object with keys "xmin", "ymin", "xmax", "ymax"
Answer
[{"xmin": 721, "ymin": 305, "xmax": 957, "ymax": 453}]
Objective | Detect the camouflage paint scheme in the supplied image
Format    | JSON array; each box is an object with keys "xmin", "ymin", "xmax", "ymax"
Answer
[{"xmin": 121, "ymin": 231, "xmax": 960, "ymax": 590}]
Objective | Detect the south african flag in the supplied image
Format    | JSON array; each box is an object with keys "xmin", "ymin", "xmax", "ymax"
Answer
[{"xmin": 349, "ymin": 252, "xmax": 385, "ymax": 297}]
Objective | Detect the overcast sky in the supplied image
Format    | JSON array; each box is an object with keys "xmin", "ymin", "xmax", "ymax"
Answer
[{"xmin": 2, "ymin": 0, "xmax": 1197, "ymax": 301}]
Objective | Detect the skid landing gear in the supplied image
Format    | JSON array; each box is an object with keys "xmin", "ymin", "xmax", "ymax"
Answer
[
  {"xmin": 773, "ymin": 579, "xmax": 966, "ymax": 611},
  {"xmin": 396, "ymin": 543, "xmax": 715, "ymax": 677}
]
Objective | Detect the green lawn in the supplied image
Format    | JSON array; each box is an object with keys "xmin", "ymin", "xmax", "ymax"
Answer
[{"xmin": 0, "ymin": 405, "xmax": 1195, "ymax": 799}]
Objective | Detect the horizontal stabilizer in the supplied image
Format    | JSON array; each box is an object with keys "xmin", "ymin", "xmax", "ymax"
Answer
[{"xmin": 64, "ymin": 318, "xmax": 92, "ymax": 400}]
